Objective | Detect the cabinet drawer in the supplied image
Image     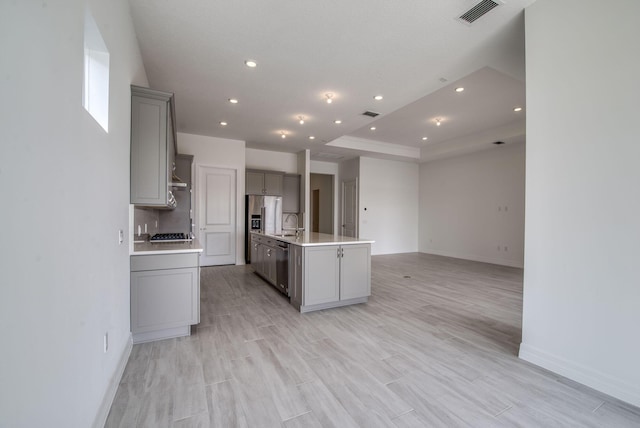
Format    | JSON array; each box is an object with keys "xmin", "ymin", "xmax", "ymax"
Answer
[{"xmin": 131, "ymin": 253, "xmax": 199, "ymax": 271}]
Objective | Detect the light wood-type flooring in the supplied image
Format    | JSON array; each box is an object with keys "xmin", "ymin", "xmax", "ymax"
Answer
[{"xmin": 105, "ymin": 253, "xmax": 640, "ymax": 427}]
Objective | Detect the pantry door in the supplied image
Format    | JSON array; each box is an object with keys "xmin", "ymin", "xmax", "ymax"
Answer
[{"xmin": 197, "ymin": 166, "xmax": 236, "ymax": 266}]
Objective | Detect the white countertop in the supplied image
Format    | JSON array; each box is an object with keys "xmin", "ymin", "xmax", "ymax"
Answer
[
  {"xmin": 255, "ymin": 231, "xmax": 374, "ymax": 247},
  {"xmin": 132, "ymin": 239, "xmax": 203, "ymax": 255}
]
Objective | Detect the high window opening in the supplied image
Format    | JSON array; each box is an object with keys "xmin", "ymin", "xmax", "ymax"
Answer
[{"xmin": 83, "ymin": 10, "xmax": 109, "ymax": 132}]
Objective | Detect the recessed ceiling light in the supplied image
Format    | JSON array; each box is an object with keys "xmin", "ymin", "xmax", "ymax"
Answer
[
  {"xmin": 325, "ymin": 93, "xmax": 334, "ymax": 104},
  {"xmin": 298, "ymin": 115, "xmax": 305, "ymax": 125},
  {"xmin": 220, "ymin": 121, "xmax": 227, "ymax": 126},
  {"xmin": 455, "ymin": 87, "xmax": 464, "ymax": 92},
  {"xmin": 422, "ymin": 137, "xmax": 428, "ymax": 141},
  {"xmin": 228, "ymin": 98, "xmax": 238, "ymax": 104},
  {"xmin": 334, "ymin": 119, "xmax": 342, "ymax": 124},
  {"xmin": 435, "ymin": 118, "xmax": 442, "ymax": 126},
  {"xmin": 309, "ymin": 136, "xmax": 315, "ymax": 140},
  {"xmin": 514, "ymin": 107, "xmax": 523, "ymax": 112},
  {"xmin": 245, "ymin": 60, "xmax": 257, "ymax": 68},
  {"xmin": 370, "ymin": 126, "xmax": 376, "ymax": 131},
  {"xmin": 373, "ymin": 95, "xmax": 383, "ymax": 101},
  {"xmin": 280, "ymin": 131, "xmax": 287, "ymax": 139}
]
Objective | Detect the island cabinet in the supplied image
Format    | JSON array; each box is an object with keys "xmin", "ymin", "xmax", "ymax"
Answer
[
  {"xmin": 130, "ymin": 252, "xmax": 200, "ymax": 344},
  {"xmin": 291, "ymin": 243, "xmax": 371, "ymax": 313},
  {"xmin": 246, "ymin": 170, "xmax": 284, "ymax": 196},
  {"xmin": 251, "ymin": 234, "xmax": 277, "ymax": 286},
  {"xmin": 130, "ymin": 85, "xmax": 177, "ymax": 208}
]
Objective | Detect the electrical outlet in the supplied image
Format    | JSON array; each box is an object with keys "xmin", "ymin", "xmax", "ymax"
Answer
[
  {"xmin": 144, "ymin": 223, "xmax": 148, "ymax": 233},
  {"xmin": 103, "ymin": 332, "xmax": 109, "ymax": 353},
  {"xmin": 118, "ymin": 229, "xmax": 124, "ymax": 244}
]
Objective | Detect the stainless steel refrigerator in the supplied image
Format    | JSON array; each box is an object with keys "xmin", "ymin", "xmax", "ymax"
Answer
[{"xmin": 245, "ymin": 195, "xmax": 282, "ymax": 263}]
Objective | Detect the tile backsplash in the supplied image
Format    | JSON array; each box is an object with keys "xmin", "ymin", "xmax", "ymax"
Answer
[{"xmin": 133, "ymin": 207, "xmax": 159, "ymax": 237}]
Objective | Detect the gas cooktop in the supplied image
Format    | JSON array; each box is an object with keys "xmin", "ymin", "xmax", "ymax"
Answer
[{"xmin": 150, "ymin": 233, "xmax": 192, "ymax": 242}]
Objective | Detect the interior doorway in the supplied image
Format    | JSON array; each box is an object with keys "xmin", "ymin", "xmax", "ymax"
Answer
[
  {"xmin": 196, "ymin": 165, "xmax": 237, "ymax": 266},
  {"xmin": 309, "ymin": 173, "xmax": 334, "ymax": 234}
]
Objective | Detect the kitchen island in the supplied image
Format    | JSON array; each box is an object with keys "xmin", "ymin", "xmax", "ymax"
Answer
[
  {"xmin": 130, "ymin": 239, "xmax": 203, "ymax": 343},
  {"xmin": 251, "ymin": 232, "xmax": 374, "ymax": 313}
]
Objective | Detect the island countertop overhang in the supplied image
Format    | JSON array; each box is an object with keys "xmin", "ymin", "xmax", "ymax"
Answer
[{"xmin": 253, "ymin": 231, "xmax": 374, "ymax": 247}]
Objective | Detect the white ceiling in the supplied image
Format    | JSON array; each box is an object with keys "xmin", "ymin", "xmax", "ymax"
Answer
[{"xmin": 129, "ymin": 0, "xmax": 533, "ymax": 162}]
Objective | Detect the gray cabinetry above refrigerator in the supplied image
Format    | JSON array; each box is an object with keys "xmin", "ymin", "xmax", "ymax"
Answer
[{"xmin": 246, "ymin": 170, "xmax": 284, "ymax": 195}]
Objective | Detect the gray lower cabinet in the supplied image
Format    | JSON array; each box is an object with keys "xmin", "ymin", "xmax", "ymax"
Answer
[
  {"xmin": 130, "ymin": 252, "xmax": 200, "ymax": 343},
  {"xmin": 294, "ymin": 243, "xmax": 371, "ymax": 312},
  {"xmin": 251, "ymin": 234, "xmax": 277, "ymax": 285},
  {"xmin": 130, "ymin": 85, "xmax": 177, "ymax": 207},
  {"xmin": 304, "ymin": 245, "xmax": 341, "ymax": 305},
  {"xmin": 339, "ymin": 244, "xmax": 371, "ymax": 300}
]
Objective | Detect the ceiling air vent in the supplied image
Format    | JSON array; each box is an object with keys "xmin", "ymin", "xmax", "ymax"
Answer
[
  {"xmin": 457, "ymin": 0, "xmax": 502, "ymax": 24},
  {"xmin": 362, "ymin": 111, "xmax": 380, "ymax": 118}
]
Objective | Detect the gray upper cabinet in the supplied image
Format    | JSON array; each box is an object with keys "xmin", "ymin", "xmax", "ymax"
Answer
[
  {"xmin": 283, "ymin": 174, "xmax": 300, "ymax": 213},
  {"xmin": 130, "ymin": 85, "xmax": 176, "ymax": 207},
  {"xmin": 264, "ymin": 172, "xmax": 283, "ymax": 195},
  {"xmin": 246, "ymin": 170, "xmax": 284, "ymax": 195},
  {"xmin": 246, "ymin": 171, "xmax": 265, "ymax": 195}
]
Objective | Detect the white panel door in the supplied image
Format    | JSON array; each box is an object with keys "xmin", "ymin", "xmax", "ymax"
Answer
[
  {"xmin": 341, "ymin": 179, "xmax": 358, "ymax": 237},
  {"xmin": 198, "ymin": 166, "xmax": 236, "ymax": 266}
]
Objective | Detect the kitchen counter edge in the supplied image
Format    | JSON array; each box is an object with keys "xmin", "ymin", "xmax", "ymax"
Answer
[
  {"xmin": 252, "ymin": 231, "xmax": 374, "ymax": 247},
  {"xmin": 132, "ymin": 239, "xmax": 204, "ymax": 255}
]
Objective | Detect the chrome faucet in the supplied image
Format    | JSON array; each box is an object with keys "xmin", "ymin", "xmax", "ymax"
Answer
[
  {"xmin": 284, "ymin": 213, "xmax": 298, "ymax": 228},
  {"xmin": 283, "ymin": 213, "xmax": 303, "ymax": 237}
]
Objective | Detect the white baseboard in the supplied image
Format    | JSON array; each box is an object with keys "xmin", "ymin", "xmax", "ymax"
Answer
[
  {"xmin": 92, "ymin": 334, "xmax": 133, "ymax": 428},
  {"xmin": 420, "ymin": 249, "xmax": 524, "ymax": 268},
  {"xmin": 519, "ymin": 342, "xmax": 640, "ymax": 408}
]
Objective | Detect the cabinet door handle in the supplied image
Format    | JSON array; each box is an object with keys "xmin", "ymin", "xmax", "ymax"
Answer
[
  {"xmin": 337, "ymin": 248, "xmax": 341, "ymax": 258},
  {"xmin": 341, "ymin": 248, "xmax": 344, "ymax": 258}
]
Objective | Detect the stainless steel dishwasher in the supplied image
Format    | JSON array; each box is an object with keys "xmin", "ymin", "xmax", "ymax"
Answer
[{"xmin": 275, "ymin": 241, "xmax": 289, "ymax": 295}]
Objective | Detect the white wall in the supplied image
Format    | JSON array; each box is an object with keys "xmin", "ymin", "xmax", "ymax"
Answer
[
  {"xmin": 0, "ymin": 1, "xmax": 147, "ymax": 426},
  {"xmin": 246, "ymin": 148, "xmax": 298, "ymax": 173},
  {"xmin": 520, "ymin": 0, "xmax": 640, "ymax": 407},
  {"xmin": 178, "ymin": 133, "xmax": 246, "ymax": 265},
  {"xmin": 359, "ymin": 157, "xmax": 419, "ymax": 255},
  {"xmin": 419, "ymin": 143, "xmax": 525, "ymax": 268}
]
